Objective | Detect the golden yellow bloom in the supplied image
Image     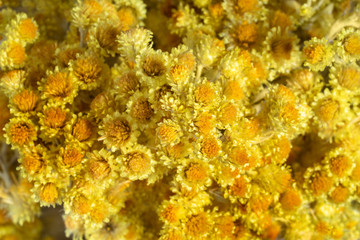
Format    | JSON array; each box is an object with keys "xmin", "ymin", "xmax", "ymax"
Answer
[
  {"xmin": 62, "ymin": 146, "xmax": 84, "ymax": 167},
  {"xmin": 44, "ymin": 107, "xmax": 67, "ymax": 128},
  {"xmin": 229, "ymin": 177, "xmax": 248, "ymax": 198},
  {"xmin": 195, "ymin": 112, "xmax": 214, "ymax": 135},
  {"xmin": 43, "ymin": 72, "xmax": 74, "ymax": 100},
  {"xmin": 118, "ymin": 7, "xmax": 137, "ymax": 31},
  {"xmin": 103, "ymin": 118, "xmax": 131, "ymax": 145},
  {"xmin": 201, "ymin": 136, "xmax": 221, "ymax": 158},
  {"xmin": 271, "ymin": 10, "xmax": 292, "ymax": 30},
  {"xmin": 23, "ymin": 153, "xmax": 43, "ymax": 174},
  {"xmin": 72, "ymin": 118, "xmax": 93, "ymax": 142},
  {"xmin": 58, "ymin": 48, "xmax": 83, "ymax": 67},
  {"xmin": 73, "ymin": 194, "xmax": 91, "ymax": 215},
  {"xmin": 185, "ymin": 162, "xmax": 207, "ymax": 183},
  {"xmin": 224, "ymin": 80, "xmax": 244, "ymax": 101},
  {"xmin": 316, "ymin": 98, "xmax": 339, "ymax": 124},
  {"xmin": 95, "ymin": 23, "xmax": 121, "ymax": 52},
  {"xmin": 157, "ymin": 120, "xmax": 182, "ymax": 145},
  {"xmin": 310, "ymin": 171, "xmax": 333, "ymax": 196},
  {"xmin": 7, "ymin": 41, "xmax": 26, "ymax": 66},
  {"xmin": 219, "ymin": 102, "xmax": 238, "ymax": 125},
  {"xmin": 229, "ymin": 146, "xmax": 256, "ymax": 170},
  {"xmin": 329, "ymin": 155, "xmax": 350, "ymax": 177},
  {"xmin": 8, "ymin": 120, "xmax": 36, "ymax": 146},
  {"xmin": 195, "ymin": 82, "xmax": 215, "ymax": 105},
  {"xmin": 160, "ymin": 203, "xmax": 183, "ymax": 224},
  {"xmin": 330, "ymin": 185, "xmax": 349, "ymax": 203},
  {"xmin": 344, "ymin": 35, "xmax": 360, "ymax": 55},
  {"xmin": 232, "ymin": 22, "xmax": 258, "ymax": 48},
  {"xmin": 88, "ymin": 159, "xmax": 110, "ymax": 180},
  {"xmin": 303, "ymin": 43, "xmax": 325, "ymax": 64},
  {"xmin": 124, "ymin": 151, "xmax": 151, "ymax": 174},
  {"xmin": 39, "ymin": 183, "xmax": 58, "ymax": 204},
  {"xmin": 130, "ymin": 97, "xmax": 154, "ymax": 122},
  {"xmin": 279, "ymin": 188, "xmax": 302, "ymax": 211},
  {"xmin": 142, "ymin": 54, "xmax": 166, "ymax": 77},
  {"xmin": 185, "ymin": 212, "xmax": 210, "ymax": 237},
  {"xmin": 72, "ymin": 55, "xmax": 102, "ymax": 89},
  {"xmin": 18, "ymin": 18, "xmax": 37, "ymax": 42},
  {"xmin": 12, "ymin": 89, "xmax": 38, "ymax": 112},
  {"xmin": 115, "ymin": 71, "xmax": 139, "ymax": 96}
]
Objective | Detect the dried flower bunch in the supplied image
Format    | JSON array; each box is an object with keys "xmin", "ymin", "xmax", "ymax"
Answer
[{"xmin": 0, "ymin": 0, "xmax": 360, "ymax": 239}]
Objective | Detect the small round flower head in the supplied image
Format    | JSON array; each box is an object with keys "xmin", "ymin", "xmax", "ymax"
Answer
[
  {"xmin": 302, "ymin": 37, "xmax": 334, "ymax": 71},
  {"xmin": 193, "ymin": 111, "xmax": 216, "ymax": 135},
  {"xmin": 223, "ymin": 79, "xmax": 245, "ymax": 102},
  {"xmin": 217, "ymin": 101, "xmax": 243, "ymax": 129},
  {"xmin": 187, "ymin": 33, "xmax": 225, "ymax": 68},
  {"xmin": 303, "ymin": 165, "xmax": 334, "ymax": 198},
  {"xmin": 69, "ymin": 52, "xmax": 105, "ymax": 90},
  {"xmin": 175, "ymin": 157, "xmax": 212, "ymax": 191},
  {"xmin": 168, "ymin": 45, "xmax": 196, "ymax": 89},
  {"xmin": 86, "ymin": 149, "xmax": 118, "ymax": 188},
  {"xmin": 287, "ymin": 68, "xmax": 324, "ymax": 102},
  {"xmin": 71, "ymin": 193, "xmax": 92, "ymax": 215},
  {"xmin": 126, "ymin": 91, "xmax": 155, "ymax": 124},
  {"xmin": 329, "ymin": 184, "xmax": 349, "ymax": 204},
  {"xmin": 117, "ymin": 27, "xmax": 153, "ymax": 65},
  {"xmin": 225, "ymin": 175, "xmax": 251, "ymax": 203},
  {"xmin": 223, "ymin": 0, "xmax": 267, "ymax": 22},
  {"xmin": 88, "ymin": 19, "xmax": 122, "ymax": 57},
  {"xmin": 158, "ymin": 199, "xmax": 186, "ymax": 225},
  {"xmin": 183, "ymin": 210, "xmax": 212, "ymax": 239},
  {"xmin": 72, "ymin": 0, "xmax": 103, "ymax": 27},
  {"xmin": 254, "ymin": 164, "xmax": 292, "ymax": 194},
  {"xmin": 39, "ymin": 182, "xmax": 59, "ymax": 206},
  {"xmin": 113, "ymin": 70, "xmax": 140, "ymax": 99},
  {"xmin": 64, "ymin": 114, "xmax": 96, "ymax": 150},
  {"xmin": 262, "ymin": 27, "xmax": 301, "ymax": 78},
  {"xmin": 279, "ymin": 187, "xmax": 302, "ymax": 211},
  {"xmin": 5, "ymin": 117, "xmax": 37, "ymax": 149},
  {"xmin": 156, "ymin": 119, "xmax": 183, "ymax": 146},
  {"xmin": 329, "ymin": 62, "xmax": 360, "ymax": 94},
  {"xmin": 224, "ymin": 20, "xmax": 260, "ymax": 50},
  {"xmin": 261, "ymin": 134, "xmax": 292, "ymax": 165},
  {"xmin": 218, "ymin": 48, "xmax": 252, "ymax": 82},
  {"xmin": 90, "ymin": 91, "xmax": 116, "ymax": 119},
  {"xmin": 168, "ymin": 3, "xmax": 199, "ymax": 36},
  {"xmin": 0, "ymin": 70, "xmax": 25, "ymax": 96},
  {"xmin": 323, "ymin": 147, "xmax": 354, "ymax": 182},
  {"xmin": 190, "ymin": 79, "xmax": 221, "ymax": 111},
  {"xmin": 6, "ymin": 13, "xmax": 38, "ymax": 43},
  {"xmin": 226, "ymin": 140, "xmax": 263, "ymax": 172},
  {"xmin": 270, "ymin": 10, "xmax": 293, "ymax": 31},
  {"xmin": 0, "ymin": 40, "xmax": 26, "ymax": 69},
  {"xmin": 38, "ymin": 104, "xmax": 70, "ymax": 139},
  {"xmin": 118, "ymin": 144, "xmax": 155, "ymax": 181},
  {"xmin": 61, "ymin": 145, "xmax": 84, "ymax": 168},
  {"xmin": 311, "ymin": 88, "xmax": 352, "ymax": 139},
  {"xmin": 335, "ymin": 27, "xmax": 360, "ymax": 62},
  {"xmin": 199, "ymin": 134, "xmax": 222, "ymax": 159},
  {"xmin": 40, "ymin": 68, "xmax": 78, "ymax": 104},
  {"xmin": 98, "ymin": 111, "xmax": 138, "ymax": 152},
  {"xmin": 114, "ymin": 0, "xmax": 146, "ymax": 27},
  {"xmin": 136, "ymin": 48, "xmax": 168, "ymax": 88},
  {"xmin": 265, "ymin": 84, "xmax": 312, "ymax": 136},
  {"xmin": 56, "ymin": 44, "xmax": 84, "ymax": 68},
  {"xmin": 11, "ymin": 89, "xmax": 39, "ymax": 114}
]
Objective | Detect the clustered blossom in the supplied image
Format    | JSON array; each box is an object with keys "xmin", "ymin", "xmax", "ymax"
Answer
[{"xmin": 0, "ymin": 0, "xmax": 360, "ymax": 240}]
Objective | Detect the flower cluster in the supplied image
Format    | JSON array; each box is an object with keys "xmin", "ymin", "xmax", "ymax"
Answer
[{"xmin": 0, "ymin": 0, "xmax": 360, "ymax": 239}]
